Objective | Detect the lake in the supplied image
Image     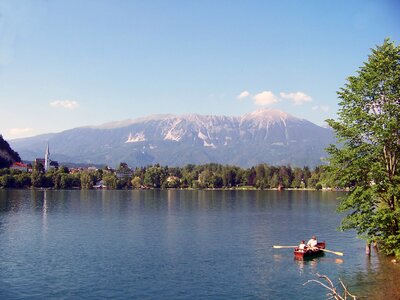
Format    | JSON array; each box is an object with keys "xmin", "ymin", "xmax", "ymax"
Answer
[{"xmin": 0, "ymin": 189, "xmax": 398, "ymax": 299}]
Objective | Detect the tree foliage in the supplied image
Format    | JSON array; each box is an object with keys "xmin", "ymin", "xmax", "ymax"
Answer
[{"xmin": 326, "ymin": 39, "xmax": 400, "ymax": 256}]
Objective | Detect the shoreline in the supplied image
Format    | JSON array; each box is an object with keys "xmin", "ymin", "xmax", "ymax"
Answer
[{"xmin": 0, "ymin": 186, "xmax": 343, "ymax": 192}]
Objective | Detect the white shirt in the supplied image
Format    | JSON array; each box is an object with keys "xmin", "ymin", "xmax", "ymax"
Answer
[{"xmin": 307, "ymin": 238, "xmax": 318, "ymax": 247}]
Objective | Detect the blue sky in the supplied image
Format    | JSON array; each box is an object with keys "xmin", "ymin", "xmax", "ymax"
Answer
[{"xmin": 1, "ymin": 0, "xmax": 399, "ymax": 139}]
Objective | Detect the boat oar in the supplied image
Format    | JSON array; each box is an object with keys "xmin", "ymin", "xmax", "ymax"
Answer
[
  {"xmin": 320, "ymin": 249, "xmax": 344, "ymax": 256},
  {"xmin": 273, "ymin": 245, "xmax": 297, "ymax": 249}
]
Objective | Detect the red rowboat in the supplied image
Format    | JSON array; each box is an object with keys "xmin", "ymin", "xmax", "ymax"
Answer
[{"xmin": 294, "ymin": 242, "xmax": 326, "ymax": 259}]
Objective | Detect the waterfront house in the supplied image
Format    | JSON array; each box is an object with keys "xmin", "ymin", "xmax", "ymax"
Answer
[
  {"xmin": 10, "ymin": 162, "xmax": 30, "ymax": 172},
  {"xmin": 116, "ymin": 169, "xmax": 133, "ymax": 179}
]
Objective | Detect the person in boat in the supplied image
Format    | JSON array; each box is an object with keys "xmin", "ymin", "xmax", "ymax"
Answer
[
  {"xmin": 298, "ymin": 240, "xmax": 307, "ymax": 251},
  {"xmin": 307, "ymin": 235, "xmax": 318, "ymax": 250}
]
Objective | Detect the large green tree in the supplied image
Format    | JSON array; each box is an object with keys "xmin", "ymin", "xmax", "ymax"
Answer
[{"xmin": 326, "ymin": 39, "xmax": 400, "ymax": 256}]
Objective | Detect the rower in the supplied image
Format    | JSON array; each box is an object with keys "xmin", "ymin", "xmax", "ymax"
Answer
[
  {"xmin": 307, "ymin": 235, "xmax": 318, "ymax": 250},
  {"xmin": 298, "ymin": 240, "xmax": 307, "ymax": 252}
]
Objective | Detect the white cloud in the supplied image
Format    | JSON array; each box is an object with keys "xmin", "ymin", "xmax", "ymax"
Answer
[
  {"xmin": 237, "ymin": 90, "xmax": 250, "ymax": 100},
  {"xmin": 280, "ymin": 92, "xmax": 312, "ymax": 105},
  {"xmin": 312, "ymin": 105, "xmax": 329, "ymax": 112},
  {"xmin": 240, "ymin": 89, "xmax": 312, "ymax": 107},
  {"xmin": 50, "ymin": 100, "xmax": 80, "ymax": 110},
  {"xmin": 253, "ymin": 91, "xmax": 279, "ymax": 106},
  {"xmin": 8, "ymin": 127, "xmax": 34, "ymax": 138}
]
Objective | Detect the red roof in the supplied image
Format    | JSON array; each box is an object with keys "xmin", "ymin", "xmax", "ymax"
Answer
[{"xmin": 12, "ymin": 162, "xmax": 28, "ymax": 168}]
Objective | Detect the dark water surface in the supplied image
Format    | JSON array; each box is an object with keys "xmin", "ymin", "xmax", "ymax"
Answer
[{"xmin": 0, "ymin": 190, "xmax": 398, "ymax": 299}]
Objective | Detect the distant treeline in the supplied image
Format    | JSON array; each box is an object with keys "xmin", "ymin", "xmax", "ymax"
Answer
[{"xmin": 0, "ymin": 163, "xmax": 333, "ymax": 190}]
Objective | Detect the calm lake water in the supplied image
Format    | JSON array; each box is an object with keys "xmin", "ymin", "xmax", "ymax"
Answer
[{"xmin": 0, "ymin": 189, "xmax": 398, "ymax": 299}]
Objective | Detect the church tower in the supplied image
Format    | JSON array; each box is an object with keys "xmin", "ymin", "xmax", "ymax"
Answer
[{"xmin": 44, "ymin": 143, "xmax": 50, "ymax": 172}]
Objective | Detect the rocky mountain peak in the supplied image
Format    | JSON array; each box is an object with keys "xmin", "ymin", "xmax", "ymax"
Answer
[{"xmin": 242, "ymin": 108, "xmax": 299, "ymax": 122}]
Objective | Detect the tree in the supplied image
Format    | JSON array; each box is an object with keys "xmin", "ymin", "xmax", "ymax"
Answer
[
  {"xmin": 210, "ymin": 174, "xmax": 223, "ymax": 188},
  {"xmin": 181, "ymin": 165, "xmax": 199, "ymax": 188},
  {"xmin": 0, "ymin": 174, "xmax": 15, "ymax": 188},
  {"xmin": 31, "ymin": 170, "xmax": 45, "ymax": 188},
  {"xmin": 58, "ymin": 166, "xmax": 70, "ymax": 174},
  {"xmin": 163, "ymin": 176, "xmax": 180, "ymax": 189},
  {"xmin": 131, "ymin": 176, "xmax": 142, "ymax": 189},
  {"xmin": 278, "ymin": 165, "xmax": 292, "ymax": 187},
  {"xmin": 198, "ymin": 170, "xmax": 212, "ymax": 188},
  {"xmin": 307, "ymin": 172, "xmax": 320, "ymax": 189},
  {"xmin": 235, "ymin": 168, "xmax": 246, "ymax": 186},
  {"xmin": 292, "ymin": 167, "xmax": 304, "ymax": 188},
  {"xmin": 246, "ymin": 167, "xmax": 257, "ymax": 186},
  {"xmin": 270, "ymin": 173, "xmax": 279, "ymax": 188},
  {"xmin": 255, "ymin": 164, "xmax": 266, "ymax": 182},
  {"xmin": 118, "ymin": 162, "xmax": 130, "ymax": 171},
  {"xmin": 15, "ymin": 173, "xmax": 31, "ymax": 188},
  {"xmin": 222, "ymin": 166, "xmax": 237, "ymax": 187},
  {"xmin": 59, "ymin": 174, "xmax": 73, "ymax": 189},
  {"xmin": 44, "ymin": 173, "xmax": 54, "ymax": 188},
  {"xmin": 103, "ymin": 173, "xmax": 118, "ymax": 189},
  {"xmin": 302, "ymin": 166, "xmax": 312, "ymax": 186},
  {"xmin": 143, "ymin": 166, "xmax": 163, "ymax": 188},
  {"xmin": 52, "ymin": 173, "xmax": 62, "ymax": 189},
  {"xmin": 326, "ymin": 39, "xmax": 400, "ymax": 256},
  {"xmin": 80, "ymin": 171, "xmax": 95, "ymax": 189}
]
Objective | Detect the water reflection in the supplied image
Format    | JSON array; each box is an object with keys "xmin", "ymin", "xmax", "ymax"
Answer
[
  {"xmin": 273, "ymin": 254, "xmax": 283, "ymax": 261},
  {"xmin": 334, "ymin": 258, "xmax": 344, "ymax": 264},
  {"xmin": 294, "ymin": 256, "xmax": 320, "ymax": 275},
  {"xmin": 42, "ymin": 190, "xmax": 48, "ymax": 238}
]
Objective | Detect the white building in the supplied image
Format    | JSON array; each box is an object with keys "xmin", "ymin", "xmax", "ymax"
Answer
[
  {"xmin": 35, "ymin": 143, "xmax": 58, "ymax": 172},
  {"xmin": 44, "ymin": 143, "xmax": 50, "ymax": 172}
]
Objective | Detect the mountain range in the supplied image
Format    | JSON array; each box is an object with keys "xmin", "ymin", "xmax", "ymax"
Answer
[{"xmin": 9, "ymin": 109, "xmax": 334, "ymax": 168}]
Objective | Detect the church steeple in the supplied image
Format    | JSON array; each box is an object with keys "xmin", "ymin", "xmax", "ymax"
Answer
[{"xmin": 44, "ymin": 143, "xmax": 50, "ymax": 172}]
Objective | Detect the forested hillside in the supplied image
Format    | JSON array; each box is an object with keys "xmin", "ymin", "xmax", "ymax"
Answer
[{"xmin": 0, "ymin": 135, "xmax": 21, "ymax": 168}]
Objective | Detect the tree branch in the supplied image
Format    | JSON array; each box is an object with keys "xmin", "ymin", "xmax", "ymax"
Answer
[{"xmin": 304, "ymin": 273, "xmax": 357, "ymax": 300}]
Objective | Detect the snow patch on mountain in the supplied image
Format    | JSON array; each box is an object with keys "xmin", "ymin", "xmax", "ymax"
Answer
[
  {"xmin": 203, "ymin": 140, "xmax": 216, "ymax": 148},
  {"xmin": 164, "ymin": 130, "xmax": 183, "ymax": 141},
  {"xmin": 198, "ymin": 131, "xmax": 208, "ymax": 140},
  {"xmin": 197, "ymin": 131, "xmax": 216, "ymax": 148},
  {"xmin": 163, "ymin": 119, "xmax": 186, "ymax": 141},
  {"xmin": 126, "ymin": 132, "xmax": 146, "ymax": 143},
  {"xmin": 224, "ymin": 136, "xmax": 232, "ymax": 146}
]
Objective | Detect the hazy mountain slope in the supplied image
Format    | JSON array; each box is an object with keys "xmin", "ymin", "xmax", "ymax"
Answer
[{"xmin": 10, "ymin": 109, "xmax": 334, "ymax": 168}]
